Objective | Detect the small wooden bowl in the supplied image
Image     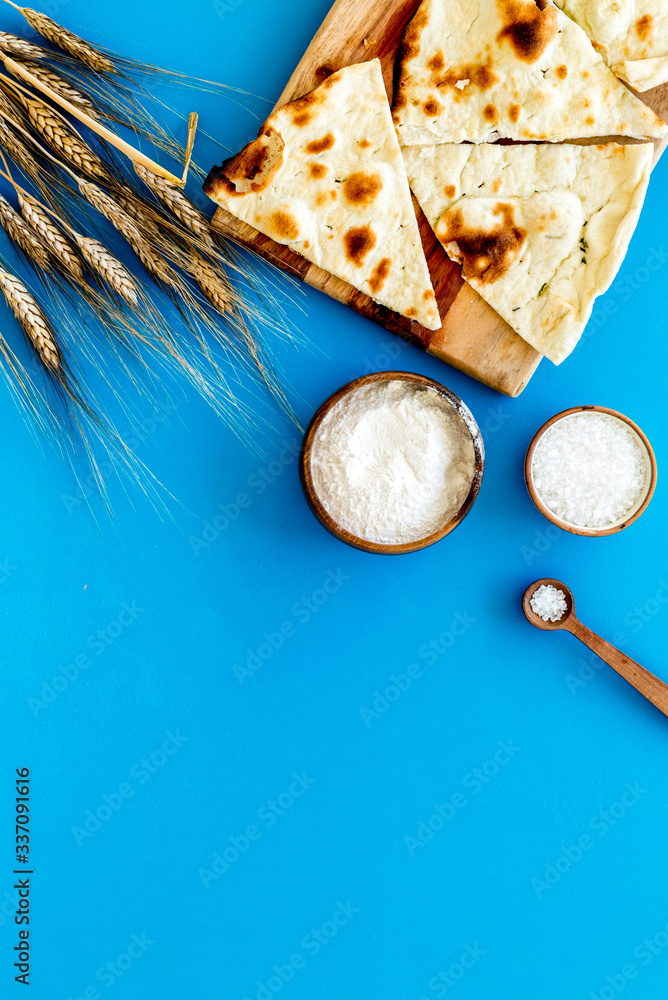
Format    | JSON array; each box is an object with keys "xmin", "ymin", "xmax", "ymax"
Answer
[
  {"xmin": 300, "ymin": 371, "xmax": 485, "ymax": 554},
  {"xmin": 525, "ymin": 405, "xmax": 657, "ymax": 537}
]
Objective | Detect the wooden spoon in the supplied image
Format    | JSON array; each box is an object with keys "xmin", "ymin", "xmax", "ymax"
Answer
[{"xmin": 522, "ymin": 578, "xmax": 668, "ymax": 717}]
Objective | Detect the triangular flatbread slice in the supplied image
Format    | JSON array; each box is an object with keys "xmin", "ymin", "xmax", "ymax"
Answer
[
  {"xmin": 555, "ymin": 1, "xmax": 668, "ymax": 91},
  {"xmin": 393, "ymin": 0, "xmax": 667, "ymax": 144},
  {"xmin": 204, "ymin": 60, "xmax": 440, "ymax": 331},
  {"xmin": 403, "ymin": 142, "xmax": 653, "ymax": 362}
]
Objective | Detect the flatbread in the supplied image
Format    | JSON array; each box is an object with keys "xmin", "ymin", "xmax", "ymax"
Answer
[
  {"xmin": 403, "ymin": 142, "xmax": 653, "ymax": 362},
  {"xmin": 393, "ymin": 0, "xmax": 667, "ymax": 144},
  {"xmin": 555, "ymin": 1, "xmax": 668, "ymax": 91},
  {"xmin": 203, "ymin": 60, "xmax": 440, "ymax": 331}
]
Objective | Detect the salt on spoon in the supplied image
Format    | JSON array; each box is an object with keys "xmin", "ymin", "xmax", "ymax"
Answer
[{"xmin": 522, "ymin": 579, "xmax": 668, "ymax": 716}]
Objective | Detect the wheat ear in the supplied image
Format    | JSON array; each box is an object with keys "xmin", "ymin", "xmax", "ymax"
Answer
[
  {"xmin": 0, "ymin": 193, "xmax": 51, "ymax": 269},
  {"xmin": 0, "ymin": 31, "xmax": 46, "ymax": 61},
  {"xmin": 73, "ymin": 235, "xmax": 139, "ymax": 306},
  {"xmin": 16, "ymin": 61, "xmax": 99, "ymax": 119},
  {"xmin": 0, "ymin": 263, "xmax": 60, "ymax": 369},
  {"xmin": 188, "ymin": 252, "xmax": 231, "ymax": 314},
  {"xmin": 77, "ymin": 178, "xmax": 175, "ymax": 286},
  {"xmin": 111, "ymin": 183, "xmax": 162, "ymax": 238},
  {"xmin": 134, "ymin": 163, "xmax": 214, "ymax": 247},
  {"xmin": 25, "ymin": 98, "xmax": 113, "ymax": 183},
  {"xmin": 18, "ymin": 192, "xmax": 83, "ymax": 279},
  {"xmin": 19, "ymin": 8, "xmax": 116, "ymax": 74}
]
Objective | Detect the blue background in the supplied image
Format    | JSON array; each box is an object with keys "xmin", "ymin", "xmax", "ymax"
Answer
[{"xmin": 1, "ymin": 1, "xmax": 667, "ymax": 998}]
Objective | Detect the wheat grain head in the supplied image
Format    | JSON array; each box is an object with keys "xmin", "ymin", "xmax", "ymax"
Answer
[
  {"xmin": 18, "ymin": 62, "xmax": 100, "ymax": 119},
  {"xmin": 25, "ymin": 99, "xmax": 113, "ymax": 183},
  {"xmin": 0, "ymin": 263, "xmax": 60, "ymax": 370},
  {"xmin": 74, "ymin": 234, "xmax": 138, "ymax": 306},
  {"xmin": 18, "ymin": 192, "xmax": 83, "ymax": 280},
  {"xmin": 21, "ymin": 9, "xmax": 116, "ymax": 74},
  {"xmin": 0, "ymin": 32, "xmax": 48, "ymax": 62},
  {"xmin": 0, "ymin": 193, "xmax": 51, "ymax": 270},
  {"xmin": 134, "ymin": 163, "xmax": 214, "ymax": 247},
  {"xmin": 77, "ymin": 178, "xmax": 176, "ymax": 286}
]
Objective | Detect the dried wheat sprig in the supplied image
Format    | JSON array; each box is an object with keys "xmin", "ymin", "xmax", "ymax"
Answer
[
  {"xmin": 1, "ymin": 52, "xmax": 189, "ymax": 186},
  {"xmin": 15, "ymin": 61, "xmax": 99, "ymax": 119},
  {"xmin": 0, "ymin": 118, "xmax": 41, "ymax": 185},
  {"xmin": 18, "ymin": 192, "xmax": 83, "ymax": 279},
  {"xmin": 134, "ymin": 163, "xmax": 214, "ymax": 247},
  {"xmin": 74, "ymin": 234, "xmax": 138, "ymax": 307},
  {"xmin": 76, "ymin": 177, "xmax": 176, "ymax": 287},
  {"xmin": 0, "ymin": 86, "xmax": 24, "ymax": 125},
  {"xmin": 11, "ymin": 6, "xmax": 116, "ymax": 74},
  {"xmin": 23, "ymin": 97, "xmax": 114, "ymax": 183},
  {"xmin": 111, "ymin": 183, "xmax": 161, "ymax": 238},
  {"xmin": 187, "ymin": 252, "xmax": 231, "ymax": 314},
  {"xmin": 0, "ymin": 262, "xmax": 59, "ymax": 368},
  {"xmin": 0, "ymin": 193, "xmax": 51, "ymax": 269},
  {"xmin": 0, "ymin": 30, "xmax": 46, "ymax": 61}
]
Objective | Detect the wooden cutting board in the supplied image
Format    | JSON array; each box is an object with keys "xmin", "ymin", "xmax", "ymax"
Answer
[{"xmin": 212, "ymin": 0, "xmax": 668, "ymax": 396}]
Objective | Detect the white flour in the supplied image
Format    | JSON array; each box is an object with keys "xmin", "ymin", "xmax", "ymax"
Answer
[{"xmin": 310, "ymin": 380, "xmax": 476, "ymax": 545}]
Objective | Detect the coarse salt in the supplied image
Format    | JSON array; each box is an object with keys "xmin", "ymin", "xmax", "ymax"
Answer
[
  {"xmin": 530, "ymin": 584, "xmax": 567, "ymax": 622},
  {"xmin": 531, "ymin": 412, "xmax": 648, "ymax": 529},
  {"xmin": 309, "ymin": 380, "xmax": 476, "ymax": 545}
]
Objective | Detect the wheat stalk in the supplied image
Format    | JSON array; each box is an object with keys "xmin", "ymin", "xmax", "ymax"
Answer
[
  {"xmin": 77, "ymin": 178, "xmax": 176, "ymax": 286},
  {"xmin": 19, "ymin": 7, "xmax": 116, "ymax": 74},
  {"xmin": 16, "ymin": 61, "xmax": 99, "ymax": 119},
  {"xmin": 24, "ymin": 97, "xmax": 113, "ymax": 182},
  {"xmin": 134, "ymin": 162, "xmax": 214, "ymax": 247},
  {"xmin": 74, "ymin": 234, "xmax": 138, "ymax": 306},
  {"xmin": 2, "ymin": 53, "xmax": 188, "ymax": 186},
  {"xmin": 0, "ymin": 193, "xmax": 51, "ymax": 269},
  {"xmin": 0, "ymin": 31, "xmax": 45, "ymax": 61},
  {"xmin": 0, "ymin": 262, "xmax": 60, "ymax": 369},
  {"xmin": 18, "ymin": 192, "xmax": 83, "ymax": 279}
]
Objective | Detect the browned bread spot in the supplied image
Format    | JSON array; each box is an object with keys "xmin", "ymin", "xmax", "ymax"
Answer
[
  {"xmin": 343, "ymin": 172, "xmax": 383, "ymax": 205},
  {"xmin": 437, "ymin": 202, "xmax": 527, "ymax": 284},
  {"xmin": 305, "ymin": 133, "xmax": 335, "ymax": 154},
  {"xmin": 344, "ymin": 226, "xmax": 377, "ymax": 266},
  {"xmin": 368, "ymin": 257, "xmax": 392, "ymax": 294},
  {"xmin": 496, "ymin": 0, "xmax": 558, "ymax": 63},
  {"xmin": 636, "ymin": 14, "xmax": 653, "ymax": 41},
  {"xmin": 270, "ymin": 210, "xmax": 300, "ymax": 241}
]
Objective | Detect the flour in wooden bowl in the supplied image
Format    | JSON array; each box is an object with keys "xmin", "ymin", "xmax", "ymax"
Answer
[{"xmin": 309, "ymin": 379, "xmax": 476, "ymax": 545}]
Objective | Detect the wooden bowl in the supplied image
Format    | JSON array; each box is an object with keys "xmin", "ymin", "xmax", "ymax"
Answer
[
  {"xmin": 525, "ymin": 405, "xmax": 657, "ymax": 537},
  {"xmin": 300, "ymin": 371, "xmax": 485, "ymax": 554}
]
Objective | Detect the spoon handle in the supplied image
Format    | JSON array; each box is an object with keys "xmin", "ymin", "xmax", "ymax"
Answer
[{"xmin": 567, "ymin": 618, "xmax": 668, "ymax": 717}]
